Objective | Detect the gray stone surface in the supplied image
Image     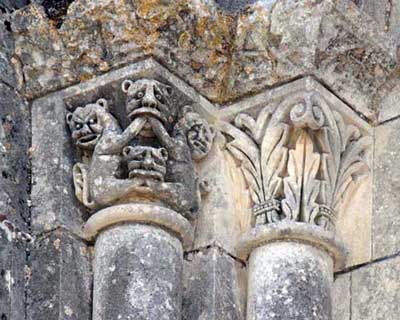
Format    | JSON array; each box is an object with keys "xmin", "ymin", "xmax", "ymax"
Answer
[
  {"xmin": 247, "ymin": 241, "xmax": 333, "ymax": 320},
  {"xmin": 183, "ymin": 247, "xmax": 245, "ymax": 320},
  {"xmin": 0, "ymin": 83, "xmax": 30, "ymax": 228},
  {"xmin": 389, "ymin": 0, "xmax": 400, "ymax": 44},
  {"xmin": 27, "ymin": 229, "xmax": 92, "ymax": 320},
  {"xmin": 0, "ymin": 225, "xmax": 27, "ymax": 320},
  {"xmin": 0, "ymin": 13, "xmax": 16, "ymax": 88},
  {"xmin": 373, "ymin": 119, "xmax": 400, "ymax": 259},
  {"xmin": 0, "ymin": 81, "xmax": 30, "ymax": 320},
  {"xmin": 10, "ymin": 0, "xmax": 397, "ymax": 122},
  {"xmin": 351, "ymin": 257, "xmax": 400, "ymax": 320},
  {"xmin": 332, "ymin": 273, "xmax": 350, "ymax": 320},
  {"xmin": 93, "ymin": 224, "xmax": 183, "ymax": 320},
  {"xmin": 31, "ymin": 94, "xmax": 89, "ymax": 236}
]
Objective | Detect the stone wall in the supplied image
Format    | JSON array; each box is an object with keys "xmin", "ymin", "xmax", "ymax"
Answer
[{"xmin": 0, "ymin": 1, "xmax": 399, "ymax": 320}]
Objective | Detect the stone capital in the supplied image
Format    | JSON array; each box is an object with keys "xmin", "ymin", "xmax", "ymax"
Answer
[
  {"xmin": 236, "ymin": 221, "xmax": 347, "ymax": 271},
  {"xmin": 84, "ymin": 203, "xmax": 194, "ymax": 249}
]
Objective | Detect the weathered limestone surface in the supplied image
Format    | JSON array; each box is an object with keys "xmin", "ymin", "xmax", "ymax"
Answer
[
  {"xmin": 0, "ymin": 83, "xmax": 30, "ymax": 229},
  {"xmin": 0, "ymin": 70, "xmax": 30, "ymax": 320},
  {"xmin": 0, "ymin": 13, "xmax": 16, "ymax": 88},
  {"xmin": 93, "ymin": 224, "xmax": 183, "ymax": 320},
  {"xmin": 183, "ymin": 247, "xmax": 245, "ymax": 320},
  {"xmin": 193, "ymin": 134, "xmax": 251, "ymax": 254},
  {"xmin": 27, "ymin": 229, "xmax": 92, "ymax": 320},
  {"xmin": 351, "ymin": 257, "xmax": 400, "ymax": 320},
  {"xmin": 332, "ymin": 273, "xmax": 350, "ymax": 320},
  {"xmin": 373, "ymin": 119, "xmax": 400, "ymax": 259},
  {"xmin": 0, "ymin": 225, "xmax": 27, "ymax": 320},
  {"xmin": 333, "ymin": 256, "xmax": 400, "ymax": 320},
  {"xmin": 247, "ymin": 241, "xmax": 333, "ymax": 320},
  {"xmin": 31, "ymin": 93, "xmax": 87, "ymax": 236},
  {"xmin": 10, "ymin": 0, "xmax": 398, "ymax": 122}
]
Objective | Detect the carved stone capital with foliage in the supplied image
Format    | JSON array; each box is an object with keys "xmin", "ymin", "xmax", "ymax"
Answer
[{"xmin": 221, "ymin": 91, "xmax": 371, "ymax": 231}]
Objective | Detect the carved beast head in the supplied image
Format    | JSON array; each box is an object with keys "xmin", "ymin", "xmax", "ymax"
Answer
[
  {"xmin": 66, "ymin": 99, "xmax": 120, "ymax": 151},
  {"xmin": 121, "ymin": 79, "xmax": 173, "ymax": 136}
]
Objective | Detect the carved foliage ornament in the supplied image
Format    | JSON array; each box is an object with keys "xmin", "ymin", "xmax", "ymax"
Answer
[
  {"xmin": 66, "ymin": 79, "xmax": 215, "ymax": 220},
  {"xmin": 221, "ymin": 92, "xmax": 371, "ymax": 231}
]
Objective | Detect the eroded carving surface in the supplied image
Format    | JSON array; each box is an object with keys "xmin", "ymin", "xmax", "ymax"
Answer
[
  {"xmin": 67, "ymin": 79, "xmax": 215, "ymax": 220},
  {"xmin": 221, "ymin": 92, "xmax": 371, "ymax": 231}
]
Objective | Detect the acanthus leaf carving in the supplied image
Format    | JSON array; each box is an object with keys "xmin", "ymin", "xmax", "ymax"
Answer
[{"xmin": 222, "ymin": 91, "xmax": 371, "ymax": 231}]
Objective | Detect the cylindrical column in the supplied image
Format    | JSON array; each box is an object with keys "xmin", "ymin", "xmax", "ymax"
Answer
[
  {"xmin": 237, "ymin": 222, "xmax": 346, "ymax": 320},
  {"xmin": 84, "ymin": 203, "xmax": 193, "ymax": 320}
]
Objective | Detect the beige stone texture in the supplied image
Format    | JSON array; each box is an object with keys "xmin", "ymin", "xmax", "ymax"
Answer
[
  {"xmin": 351, "ymin": 257, "xmax": 400, "ymax": 320},
  {"xmin": 12, "ymin": 1, "xmax": 397, "ymax": 123},
  {"xmin": 332, "ymin": 273, "xmax": 351, "ymax": 320},
  {"xmin": 337, "ymin": 173, "xmax": 372, "ymax": 268},
  {"xmin": 373, "ymin": 119, "xmax": 400, "ymax": 259}
]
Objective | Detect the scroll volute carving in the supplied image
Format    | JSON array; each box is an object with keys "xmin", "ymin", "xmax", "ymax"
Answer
[
  {"xmin": 221, "ymin": 92, "xmax": 371, "ymax": 231},
  {"xmin": 66, "ymin": 79, "xmax": 215, "ymax": 220}
]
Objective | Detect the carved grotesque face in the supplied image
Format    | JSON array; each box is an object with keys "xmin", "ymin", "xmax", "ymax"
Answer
[
  {"xmin": 122, "ymin": 79, "xmax": 173, "ymax": 137},
  {"xmin": 184, "ymin": 110, "xmax": 215, "ymax": 161},
  {"xmin": 66, "ymin": 99, "xmax": 113, "ymax": 150},
  {"xmin": 123, "ymin": 146, "xmax": 168, "ymax": 183}
]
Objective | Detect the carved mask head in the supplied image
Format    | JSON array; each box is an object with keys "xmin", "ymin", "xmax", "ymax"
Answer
[
  {"xmin": 121, "ymin": 79, "xmax": 173, "ymax": 136},
  {"xmin": 122, "ymin": 145, "xmax": 168, "ymax": 183},
  {"xmin": 183, "ymin": 107, "xmax": 215, "ymax": 161},
  {"xmin": 66, "ymin": 99, "xmax": 118, "ymax": 150}
]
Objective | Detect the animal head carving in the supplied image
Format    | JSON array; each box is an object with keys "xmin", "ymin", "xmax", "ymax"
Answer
[
  {"xmin": 182, "ymin": 106, "xmax": 215, "ymax": 161},
  {"xmin": 121, "ymin": 79, "xmax": 173, "ymax": 137},
  {"xmin": 122, "ymin": 145, "xmax": 168, "ymax": 184},
  {"xmin": 66, "ymin": 99, "xmax": 119, "ymax": 150}
]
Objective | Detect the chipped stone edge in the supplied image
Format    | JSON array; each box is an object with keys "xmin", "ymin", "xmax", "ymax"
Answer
[
  {"xmin": 84, "ymin": 203, "xmax": 194, "ymax": 250},
  {"xmin": 236, "ymin": 221, "xmax": 347, "ymax": 272}
]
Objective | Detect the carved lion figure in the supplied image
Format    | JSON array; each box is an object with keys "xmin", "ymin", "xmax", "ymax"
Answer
[{"xmin": 67, "ymin": 99, "xmax": 146, "ymax": 209}]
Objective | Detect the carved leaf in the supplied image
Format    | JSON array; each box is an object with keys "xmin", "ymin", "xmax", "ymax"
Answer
[
  {"xmin": 261, "ymin": 123, "xmax": 289, "ymax": 200},
  {"xmin": 319, "ymin": 110, "xmax": 370, "ymax": 213},
  {"xmin": 281, "ymin": 131, "xmax": 321, "ymax": 222},
  {"xmin": 222, "ymin": 122, "xmax": 263, "ymax": 204},
  {"xmin": 332, "ymin": 135, "xmax": 371, "ymax": 211},
  {"xmin": 222, "ymin": 107, "xmax": 287, "ymax": 206}
]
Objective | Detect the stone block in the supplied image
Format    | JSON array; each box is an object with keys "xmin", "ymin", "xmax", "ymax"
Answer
[
  {"xmin": 377, "ymin": 78, "xmax": 400, "ymax": 123},
  {"xmin": 373, "ymin": 120, "xmax": 400, "ymax": 259},
  {"xmin": 0, "ymin": 225, "xmax": 27, "ymax": 320},
  {"xmin": 389, "ymin": 0, "xmax": 400, "ymax": 44},
  {"xmin": 0, "ymin": 83, "xmax": 30, "ymax": 228},
  {"xmin": 337, "ymin": 173, "xmax": 372, "ymax": 267},
  {"xmin": 193, "ymin": 134, "xmax": 251, "ymax": 254},
  {"xmin": 351, "ymin": 257, "xmax": 400, "ymax": 320},
  {"xmin": 27, "ymin": 229, "xmax": 92, "ymax": 320},
  {"xmin": 0, "ymin": 16, "xmax": 16, "ymax": 88},
  {"xmin": 361, "ymin": 0, "xmax": 390, "ymax": 31},
  {"xmin": 183, "ymin": 247, "xmax": 245, "ymax": 320},
  {"xmin": 10, "ymin": 0, "xmax": 397, "ymax": 118},
  {"xmin": 332, "ymin": 273, "xmax": 350, "ymax": 320}
]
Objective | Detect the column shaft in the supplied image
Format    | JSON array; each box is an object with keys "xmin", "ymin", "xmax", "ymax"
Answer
[
  {"xmin": 93, "ymin": 224, "xmax": 183, "ymax": 320},
  {"xmin": 247, "ymin": 241, "xmax": 333, "ymax": 320}
]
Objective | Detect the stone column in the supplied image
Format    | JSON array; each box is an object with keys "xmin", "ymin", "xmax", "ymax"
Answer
[
  {"xmin": 237, "ymin": 222, "xmax": 346, "ymax": 320},
  {"xmin": 84, "ymin": 203, "xmax": 193, "ymax": 320}
]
